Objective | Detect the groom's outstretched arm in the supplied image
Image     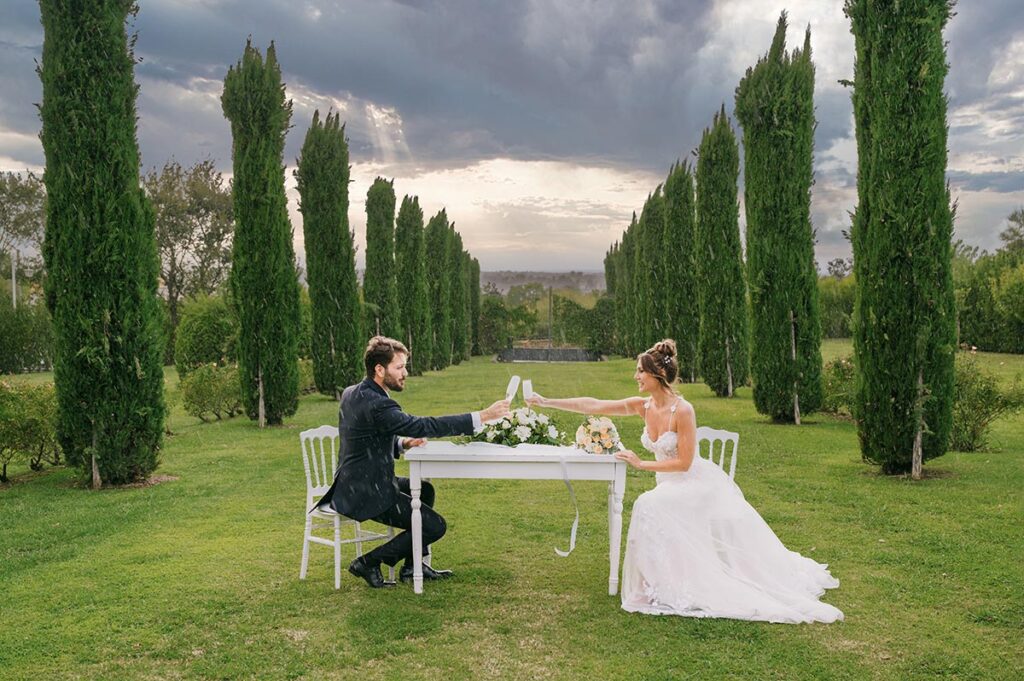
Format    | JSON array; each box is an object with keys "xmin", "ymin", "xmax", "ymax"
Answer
[{"xmin": 373, "ymin": 398, "xmax": 510, "ymax": 438}]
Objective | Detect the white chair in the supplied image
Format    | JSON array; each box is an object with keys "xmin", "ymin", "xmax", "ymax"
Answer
[
  {"xmin": 695, "ymin": 426, "xmax": 739, "ymax": 480},
  {"xmin": 299, "ymin": 425, "xmax": 395, "ymax": 589}
]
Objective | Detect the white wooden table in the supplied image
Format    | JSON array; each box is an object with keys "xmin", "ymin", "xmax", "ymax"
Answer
[{"xmin": 405, "ymin": 441, "xmax": 628, "ymax": 595}]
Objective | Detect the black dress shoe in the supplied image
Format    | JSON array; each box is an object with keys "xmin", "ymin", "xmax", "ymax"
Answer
[
  {"xmin": 348, "ymin": 557, "xmax": 395, "ymax": 588},
  {"xmin": 400, "ymin": 562, "xmax": 454, "ymax": 583}
]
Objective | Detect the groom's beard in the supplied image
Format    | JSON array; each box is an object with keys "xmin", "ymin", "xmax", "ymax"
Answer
[{"xmin": 383, "ymin": 370, "xmax": 405, "ymax": 392}]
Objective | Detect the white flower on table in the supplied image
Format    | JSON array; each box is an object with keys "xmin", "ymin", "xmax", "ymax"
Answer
[
  {"xmin": 538, "ymin": 414, "xmax": 550, "ymax": 425},
  {"xmin": 515, "ymin": 425, "xmax": 532, "ymax": 442},
  {"xmin": 547, "ymin": 425, "xmax": 559, "ymax": 440},
  {"xmin": 486, "ymin": 429, "xmax": 497, "ymax": 441}
]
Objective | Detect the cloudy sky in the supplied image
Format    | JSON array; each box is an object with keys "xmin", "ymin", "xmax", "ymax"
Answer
[{"xmin": 1, "ymin": 1, "xmax": 1022, "ymax": 271}]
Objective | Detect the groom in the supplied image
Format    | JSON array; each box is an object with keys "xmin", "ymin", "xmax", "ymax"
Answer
[{"xmin": 313, "ymin": 335, "xmax": 510, "ymax": 588}]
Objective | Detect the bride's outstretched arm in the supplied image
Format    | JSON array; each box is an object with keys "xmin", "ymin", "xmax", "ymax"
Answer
[{"xmin": 526, "ymin": 393, "xmax": 644, "ymax": 417}]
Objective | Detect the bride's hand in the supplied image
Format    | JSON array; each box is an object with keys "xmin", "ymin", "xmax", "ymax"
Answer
[
  {"xmin": 525, "ymin": 392, "xmax": 545, "ymax": 408},
  {"xmin": 615, "ymin": 449, "xmax": 644, "ymax": 469}
]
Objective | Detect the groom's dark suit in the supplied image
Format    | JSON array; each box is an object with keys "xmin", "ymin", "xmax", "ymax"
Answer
[{"xmin": 313, "ymin": 378, "xmax": 474, "ymax": 567}]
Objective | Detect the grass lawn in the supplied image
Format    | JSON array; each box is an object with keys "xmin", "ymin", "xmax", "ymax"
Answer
[{"xmin": 2, "ymin": 343, "xmax": 1022, "ymax": 679}]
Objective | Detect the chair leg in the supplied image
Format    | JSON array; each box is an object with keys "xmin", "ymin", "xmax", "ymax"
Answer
[
  {"xmin": 300, "ymin": 514, "xmax": 312, "ymax": 580},
  {"xmin": 334, "ymin": 515, "xmax": 341, "ymax": 590},
  {"xmin": 354, "ymin": 521, "xmax": 363, "ymax": 558},
  {"xmin": 388, "ymin": 526, "xmax": 396, "ymax": 581}
]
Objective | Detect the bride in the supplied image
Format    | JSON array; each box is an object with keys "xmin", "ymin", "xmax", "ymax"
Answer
[{"xmin": 527, "ymin": 339, "xmax": 843, "ymax": 624}]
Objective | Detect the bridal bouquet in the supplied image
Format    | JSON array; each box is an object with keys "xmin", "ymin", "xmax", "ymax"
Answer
[
  {"xmin": 474, "ymin": 407, "xmax": 565, "ymax": 447},
  {"xmin": 575, "ymin": 416, "xmax": 621, "ymax": 455}
]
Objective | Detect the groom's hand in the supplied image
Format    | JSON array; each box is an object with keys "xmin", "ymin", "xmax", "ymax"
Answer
[
  {"xmin": 403, "ymin": 437, "xmax": 427, "ymax": 449},
  {"xmin": 480, "ymin": 399, "xmax": 511, "ymax": 423}
]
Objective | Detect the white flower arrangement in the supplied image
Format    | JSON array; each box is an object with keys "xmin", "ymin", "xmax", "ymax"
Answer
[
  {"xmin": 575, "ymin": 416, "xmax": 622, "ymax": 455},
  {"xmin": 474, "ymin": 407, "xmax": 565, "ymax": 447}
]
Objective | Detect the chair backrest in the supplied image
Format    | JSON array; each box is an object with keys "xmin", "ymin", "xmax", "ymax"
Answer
[
  {"xmin": 695, "ymin": 426, "xmax": 739, "ymax": 480},
  {"xmin": 300, "ymin": 425, "xmax": 339, "ymax": 503}
]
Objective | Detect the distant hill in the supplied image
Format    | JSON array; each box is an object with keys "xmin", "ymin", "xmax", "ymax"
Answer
[{"xmin": 481, "ymin": 270, "xmax": 606, "ymax": 294}]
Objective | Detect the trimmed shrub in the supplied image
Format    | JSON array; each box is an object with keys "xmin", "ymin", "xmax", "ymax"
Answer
[
  {"xmin": 174, "ymin": 295, "xmax": 238, "ymax": 376},
  {"xmin": 180, "ymin": 364, "xmax": 242, "ymax": 423},
  {"xmin": 951, "ymin": 354, "xmax": 1024, "ymax": 452}
]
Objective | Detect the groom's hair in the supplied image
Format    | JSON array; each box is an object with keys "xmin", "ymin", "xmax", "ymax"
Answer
[{"xmin": 364, "ymin": 336, "xmax": 409, "ymax": 378}]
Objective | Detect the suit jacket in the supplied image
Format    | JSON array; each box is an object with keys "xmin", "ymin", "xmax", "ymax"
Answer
[{"xmin": 313, "ymin": 378, "xmax": 474, "ymax": 521}]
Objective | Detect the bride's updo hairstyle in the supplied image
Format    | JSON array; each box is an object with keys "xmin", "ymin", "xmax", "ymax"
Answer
[{"xmin": 638, "ymin": 339, "xmax": 679, "ymax": 388}]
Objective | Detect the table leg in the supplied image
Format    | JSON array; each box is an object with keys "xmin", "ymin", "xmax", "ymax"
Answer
[
  {"xmin": 410, "ymin": 463, "xmax": 423, "ymax": 594},
  {"xmin": 608, "ymin": 464, "xmax": 626, "ymax": 596}
]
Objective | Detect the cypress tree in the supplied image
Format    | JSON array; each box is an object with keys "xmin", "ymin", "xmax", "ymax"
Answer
[
  {"xmin": 364, "ymin": 177, "xmax": 401, "ymax": 338},
  {"xmin": 604, "ymin": 242, "xmax": 618, "ymax": 297},
  {"xmin": 295, "ymin": 110, "xmax": 362, "ymax": 397},
  {"xmin": 663, "ymin": 161, "xmax": 700, "ymax": 382},
  {"xmin": 632, "ymin": 205, "xmax": 652, "ymax": 351},
  {"xmin": 735, "ymin": 14, "xmax": 822, "ymax": 422},
  {"xmin": 395, "ymin": 195, "xmax": 429, "ymax": 374},
  {"xmin": 617, "ymin": 217, "xmax": 637, "ymax": 356},
  {"xmin": 846, "ymin": 0, "xmax": 956, "ymax": 477},
  {"xmin": 470, "ymin": 257, "xmax": 481, "ymax": 355},
  {"xmin": 448, "ymin": 226, "xmax": 469, "ymax": 363},
  {"xmin": 640, "ymin": 187, "xmax": 668, "ymax": 347},
  {"xmin": 222, "ymin": 41, "xmax": 301, "ymax": 426},
  {"xmin": 695, "ymin": 106, "xmax": 749, "ymax": 397},
  {"xmin": 425, "ymin": 210, "xmax": 452, "ymax": 369},
  {"xmin": 39, "ymin": 0, "xmax": 165, "ymax": 486}
]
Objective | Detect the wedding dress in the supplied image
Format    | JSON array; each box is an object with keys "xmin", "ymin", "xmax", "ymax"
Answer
[{"xmin": 620, "ymin": 401, "xmax": 843, "ymax": 624}]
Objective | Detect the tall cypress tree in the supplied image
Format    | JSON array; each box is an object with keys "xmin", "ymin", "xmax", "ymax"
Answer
[
  {"xmin": 617, "ymin": 216, "xmax": 637, "ymax": 356},
  {"xmin": 632, "ymin": 204, "xmax": 652, "ymax": 350},
  {"xmin": 395, "ymin": 195, "xmax": 429, "ymax": 374},
  {"xmin": 470, "ymin": 257, "xmax": 481, "ymax": 355},
  {"xmin": 640, "ymin": 187, "xmax": 668, "ymax": 347},
  {"xmin": 223, "ymin": 41, "xmax": 301, "ymax": 427},
  {"xmin": 364, "ymin": 177, "xmax": 401, "ymax": 338},
  {"xmin": 663, "ymin": 161, "xmax": 700, "ymax": 382},
  {"xmin": 425, "ymin": 210, "xmax": 452, "ymax": 369},
  {"xmin": 295, "ymin": 110, "xmax": 362, "ymax": 397},
  {"xmin": 696, "ymin": 106, "xmax": 749, "ymax": 397},
  {"xmin": 39, "ymin": 0, "xmax": 165, "ymax": 486},
  {"xmin": 846, "ymin": 0, "xmax": 956, "ymax": 477},
  {"xmin": 736, "ymin": 14, "xmax": 822, "ymax": 422},
  {"xmin": 448, "ymin": 226, "xmax": 469, "ymax": 363}
]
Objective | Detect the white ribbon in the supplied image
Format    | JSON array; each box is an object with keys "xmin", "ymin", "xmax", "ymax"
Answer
[{"xmin": 554, "ymin": 456, "xmax": 579, "ymax": 557}]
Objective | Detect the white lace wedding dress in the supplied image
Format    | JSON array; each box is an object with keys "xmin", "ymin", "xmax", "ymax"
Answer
[{"xmin": 620, "ymin": 404, "xmax": 843, "ymax": 624}]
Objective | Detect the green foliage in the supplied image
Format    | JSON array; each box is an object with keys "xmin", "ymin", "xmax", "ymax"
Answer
[
  {"xmin": 478, "ymin": 294, "xmax": 512, "ymax": 354},
  {"xmin": 448, "ymin": 229, "xmax": 470, "ymax": 363},
  {"xmin": 551, "ymin": 294, "xmax": 616, "ymax": 354},
  {"xmin": 957, "ymin": 253, "xmax": 1024, "ymax": 354},
  {"xmin": 38, "ymin": 0, "xmax": 165, "ymax": 484},
  {"xmin": 297, "ymin": 358, "xmax": 316, "ymax": 395},
  {"xmin": 180, "ymin": 363, "xmax": 242, "ymax": 423},
  {"xmin": 0, "ymin": 381, "xmax": 60, "ymax": 480},
  {"xmin": 0, "ymin": 171, "xmax": 46, "ymax": 275},
  {"xmin": 846, "ymin": 0, "xmax": 956, "ymax": 473},
  {"xmin": 736, "ymin": 14, "xmax": 822, "ymax": 422},
  {"xmin": 0, "ymin": 294, "xmax": 53, "ymax": 374},
  {"xmin": 695, "ymin": 106, "xmax": 749, "ymax": 397},
  {"xmin": 819, "ymin": 275, "xmax": 856, "ymax": 338},
  {"xmin": 637, "ymin": 188, "xmax": 668, "ymax": 347},
  {"xmin": 425, "ymin": 211, "xmax": 452, "ymax": 370},
  {"xmin": 173, "ymin": 294, "xmax": 238, "ymax": 376},
  {"xmin": 950, "ymin": 353, "xmax": 1024, "ymax": 452},
  {"xmin": 363, "ymin": 177, "xmax": 401, "ymax": 338},
  {"xmin": 470, "ymin": 258, "xmax": 481, "ymax": 355},
  {"xmin": 821, "ymin": 355, "xmax": 856, "ymax": 417},
  {"xmin": 663, "ymin": 161, "xmax": 700, "ymax": 382},
  {"xmin": 297, "ymin": 287, "xmax": 312, "ymax": 360},
  {"xmin": 222, "ymin": 40, "xmax": 301, "ymax": 426},
  {"xmin": 143, "ymin": 159, "xmax": 233, "ymax": 361},
  {"xmin": 395, "ymin": 195, "xmax": 431, "ymax": 374},
  {"xmin": 294, "ymin": 110, "xmax": 362, "ymax": 396}
]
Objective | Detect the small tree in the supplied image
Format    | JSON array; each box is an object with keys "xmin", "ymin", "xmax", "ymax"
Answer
[
  {"xmin": 222, "ymin": 40, "xmax": 301, "ymax": 427},
  {"xmin": 470, "ymin": 257, "xmax": 481, "ymax": 355},
  {"xmin": 695, "ymin": 106, "xmax": 749, "ymax": 397},
  {"xmin": 364, "ymin": 177, "xmax": 401, "ymax": 339},
  {"xmin": 448, "ymin": 227, "xmax": 469, "ymax": 363},
  {"xmin": 39, "ymin": 0, "xmax": 165, "ymax": 486},
  {"xmin": 295, "ymin": 110, "xmax": 362, "ymax": 396}
]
